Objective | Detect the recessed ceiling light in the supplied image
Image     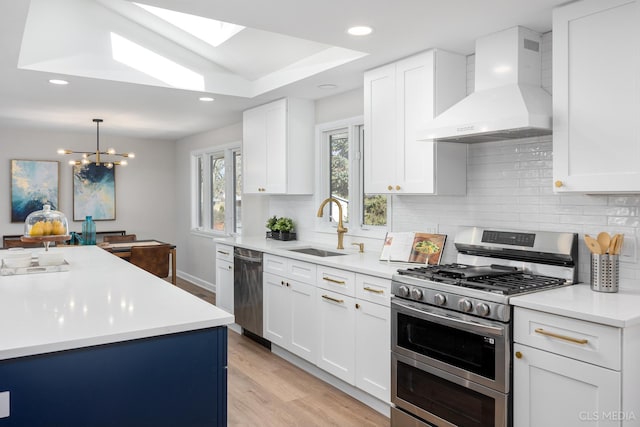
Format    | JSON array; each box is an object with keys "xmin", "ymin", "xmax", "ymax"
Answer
[
  {"xmin": 199, "ymin": 97, "xmax": 215, "ymax": 102},
  {"xmin": 318, "ymin": 84, "xmax": 337, "ymax": 90},
  {"xmin": 49, "ymin": 79, "xmax": 69, "ymax": 85},
  {"xmin": 347, "ymin": 26, "xmax": 373, "ymax": 36}
]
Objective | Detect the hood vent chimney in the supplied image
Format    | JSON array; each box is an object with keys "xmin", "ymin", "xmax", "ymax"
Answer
[{"xmin": 418, "ymin": 26, "xmax": 552, "ymax": 143}]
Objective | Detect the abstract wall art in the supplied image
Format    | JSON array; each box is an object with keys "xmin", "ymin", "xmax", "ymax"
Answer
[
  {"xmin": 10, "ymin": 159, "xmax": 59, "ymax": 223},
  {"xmin": 73, "ymin": 164, "xmax": 116, "ymax": 221}
]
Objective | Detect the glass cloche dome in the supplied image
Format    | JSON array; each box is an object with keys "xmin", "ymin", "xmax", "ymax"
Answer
[{"xmin": 24, "ymin": 204, "xmax": 69, "ymax": 237}]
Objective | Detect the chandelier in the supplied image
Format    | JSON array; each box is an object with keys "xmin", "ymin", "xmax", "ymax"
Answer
[{"xmin": 57, "ymin": 119, "xmax": 135, "ymax": 168}]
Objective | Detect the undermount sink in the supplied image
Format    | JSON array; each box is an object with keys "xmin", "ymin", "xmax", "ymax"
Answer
[{"xmin": 287, "ymin": 247, "xmax": 346, "ymax": 257}]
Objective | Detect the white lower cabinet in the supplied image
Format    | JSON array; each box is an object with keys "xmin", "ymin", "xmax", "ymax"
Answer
[
  {"xmin": 263, "ymin": 256, "xmax": 317, "ymax": 363},
  {"xmin": 263, "ymin": 272, "xmax": 289, "ymax": 346},
  {"xmin": 355, "ymin": 299, "xmax": 390, "ymax": 402},
  {"xmin": 317, "ymin": 272, "xmax": 391, "ymax": 403},
  {"xmin": 263, "ymin": 254, "xmax": 391, "ymax": 404},
  {"xmin": 317, "ymin": 289, "xmax": 357, "ymax": 383},
  {"xmin": 513, "ymin": 307, "xmax": 629, "ymax": 427},
  {"xmin": 513, "ymin": 343, "xmax": 620, "ymax": 427},
  {"xmin": 215, "ymin": 244, "xmax": 234, "ymax": 314}
]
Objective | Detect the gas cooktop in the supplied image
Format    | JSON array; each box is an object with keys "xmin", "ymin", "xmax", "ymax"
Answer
[{"xmin": 396, "ymin": 263, "xmax": 567, "ymax": 296}]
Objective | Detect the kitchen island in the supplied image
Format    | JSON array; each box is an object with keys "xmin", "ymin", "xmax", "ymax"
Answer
[{"xmin": 0, "ymin": 246, "xmax": 233, "ymax": 427}]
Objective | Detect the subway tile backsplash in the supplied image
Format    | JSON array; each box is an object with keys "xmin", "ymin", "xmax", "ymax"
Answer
[{"xmin": 392, "ymin": 135, "xmax": 640, "ymax": 287}]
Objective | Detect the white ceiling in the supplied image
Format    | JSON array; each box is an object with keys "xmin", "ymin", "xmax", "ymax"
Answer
[{"xmin": 0, "ymin": 0, "xmax": 567, "ymax": 140}]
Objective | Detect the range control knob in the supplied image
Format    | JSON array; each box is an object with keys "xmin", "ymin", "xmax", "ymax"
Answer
[
  {"xmin": 476, "ymin": 303, "xmax": 491, "ymax": 317},
  {"xmin": 434, "ymin": 293, "xmax": 447, "ymax": 306},
  {"xmin": 410, "ymin": 288, "xmax": 423, "ymax": 300},
  {"xmin": 397, "ymin": 285, "xmax": 410, "ymax": 298},
  {"xmin": 459, "ymin": 299, "xmax": 473, "ymax": 313}
]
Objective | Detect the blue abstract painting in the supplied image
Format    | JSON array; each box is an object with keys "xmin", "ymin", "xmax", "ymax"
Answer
[
  {"xmin": 73, "ymin": 163, "xmax": 116, "ymax": 221},
  {"xmin": 11, "ymin": 160, "xmax": 59, "ymax": 222}
]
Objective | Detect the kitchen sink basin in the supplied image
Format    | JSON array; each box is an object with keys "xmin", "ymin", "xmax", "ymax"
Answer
[{"xmin": 287, "ymin": 247, "xmax": 346, "ymax": 257}]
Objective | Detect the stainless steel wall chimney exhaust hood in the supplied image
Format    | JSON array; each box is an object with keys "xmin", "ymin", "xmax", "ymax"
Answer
[{"xmin": 418, "ymin": 26, "xmax": 552, "ymax": 143}]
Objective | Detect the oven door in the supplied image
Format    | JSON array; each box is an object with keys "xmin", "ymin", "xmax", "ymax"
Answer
[
  {"xmin": 391, "ymin": 297, "xmax": 509, "ymax": 393},
  {"xmin": 392, "ymin": 352, "xmax": 508, "ymax": 427}
]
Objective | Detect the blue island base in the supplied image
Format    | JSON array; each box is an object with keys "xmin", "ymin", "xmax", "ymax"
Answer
[{"xmin": 0, "ymin": 327, "xmax": 227, "ymax": 427}]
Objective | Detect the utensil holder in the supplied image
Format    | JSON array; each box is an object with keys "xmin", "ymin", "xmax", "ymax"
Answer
[{"xmin": 590, "ymin": 254, "xmax": 619, "ymax": 293}]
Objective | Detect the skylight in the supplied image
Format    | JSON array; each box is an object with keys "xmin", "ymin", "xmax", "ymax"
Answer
[
  {"xmin": 133, "ymin": 2, "xmax": 245, "ymax": 47},
  {"xmin": 110, "ymin": 32, "xmax": 204, "ymax": 91}
]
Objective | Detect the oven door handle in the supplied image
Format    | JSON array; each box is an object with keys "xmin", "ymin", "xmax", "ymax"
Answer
[{"xmin": 392, "ymin": 299, "xmax": 505, "ymax": 337}]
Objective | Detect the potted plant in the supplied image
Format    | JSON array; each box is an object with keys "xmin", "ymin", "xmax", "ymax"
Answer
[
  {"xmin": 265, "ymin": 216, "xmax": 296, "ymax": 240},
  {"xmin": 265, "ymin": 215, "xmax": 278, "ymax": 239}
]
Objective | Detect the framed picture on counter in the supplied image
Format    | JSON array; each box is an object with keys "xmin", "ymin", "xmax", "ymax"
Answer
[
  {"xmin": 72, "ymin": 163, "xmax": 116, "ymax": 221},
  {"xmin": 10, "ymin": 159, "xmax": 60, "ymax": 223},
  {"xmin": 380, "ymin": 231, "xmax": 447, "ymax": 265}
]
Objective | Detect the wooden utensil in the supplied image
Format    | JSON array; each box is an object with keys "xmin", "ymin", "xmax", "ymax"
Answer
[
  {"xmin": 584, "ymin": 234, "xmax": 602, "ymax": 254},
  {"xmin": 597, "ymin": 232, "xmax": 611, "ymax": 253},
  {"xmin": 608, "ymin": 234, "xmax": 619, "ymax": 255},
  {"xmin": 613, "ymin": 234, "xmax": 624, "ymax": 255}
]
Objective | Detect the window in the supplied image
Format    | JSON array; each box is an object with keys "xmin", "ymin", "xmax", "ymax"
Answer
[
  {"xmin": 192, "ymin": 145, "xmax": 242, "ymax": 235},
  {"xmin": 318, "ymin": 117, "xmax": 389, "ymax": 237}
]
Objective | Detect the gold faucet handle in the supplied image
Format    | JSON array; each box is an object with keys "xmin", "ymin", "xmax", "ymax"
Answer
[{"xmin": 352, "ymin": 242, "xmax": 364, "ymax": 253}]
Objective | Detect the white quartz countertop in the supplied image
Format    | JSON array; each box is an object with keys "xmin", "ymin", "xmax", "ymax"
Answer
[
  {"xmin": 510, "ymin": 283, "xmax": 640, "ymax": 328},
  {"xmin": 215, "ymin": 236, "xmax": 408, "ymax": 279},
  {"xmin": 0, "ymin": 246, "xmax": 234, "ymax": 361}
]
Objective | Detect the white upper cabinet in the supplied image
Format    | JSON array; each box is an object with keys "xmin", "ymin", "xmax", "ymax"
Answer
[
  {"xmin": 553, "ymin": 0, "xmax": 640, "ymax": 193},
  {"xmin": 242, "ymin": 98, "xmax": 315, "ymax": 194},
  {"xmin": 364, "ymin": 50, "xmax": 467, "ymax": 195}
]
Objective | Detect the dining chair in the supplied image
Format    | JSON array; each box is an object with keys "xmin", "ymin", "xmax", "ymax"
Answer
[
  {"xmin": 129, "ymin": 244, "xmax": 171, "ymax": 282},
  {"xmin": 103, "ymin": 234, "xmax": 137, "ymax": 243}
]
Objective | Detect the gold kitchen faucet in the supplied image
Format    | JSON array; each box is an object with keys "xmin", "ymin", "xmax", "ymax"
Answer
[{"xmin": 317, "ymin": 197, "xmax": 347, "ymax": 250}]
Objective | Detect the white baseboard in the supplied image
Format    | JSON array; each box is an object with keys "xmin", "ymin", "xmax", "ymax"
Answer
[
  {"xmin": 271, "ymin": 345, "xmax": 390, "ymax": 418},
  {"xmin": 176, "ymin": 270, "xmax": 216, "ymax": 293}
]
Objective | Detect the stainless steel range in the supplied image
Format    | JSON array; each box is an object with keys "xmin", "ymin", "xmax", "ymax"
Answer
[{"xmin": 390, "ymin": 227, "xmax": 578, "ymax": 427}]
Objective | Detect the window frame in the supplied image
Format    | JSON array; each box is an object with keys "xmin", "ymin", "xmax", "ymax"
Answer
[
  {"xmin": 315, "ymin": 116, "xmax": 390, "ymax": 239},
  {"xmin": 190, "ymin": 142, "xmax": 241, "ymax": 237}
]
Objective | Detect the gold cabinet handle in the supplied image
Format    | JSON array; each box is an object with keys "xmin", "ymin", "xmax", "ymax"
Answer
[
  {"xmin": 395, "ymin": 185, "xmax": 401, "ymax": 191},
  {"xmin": 364, "ymin": 286, "xmax": 384, "ymax": 294},
  {"xmin": 322, "ymin": 276, "xmax": 346, "ymax": 285},
  {"xmin": 387, "ymin": 185, "xmax": 393, "ymax": 191},
  {"xmin": 322, "ymin": 294, "xmax": 344, "ymax": 304},
  {"xmin": 355, "ymin": 303, "xmax": 361, "ymax": 309},
  {"xmin": 217, "ymin": 250, "xmax": 229, "ymax": 256},
  {"xmin": 534, "ymin": 328, "xmax": 588, "ymax": 345},
  {"xmin": 554, "ymin": 180, "xmax": 563, "ymax": 188},
  {"xmin": 515, "ymin": 351, "xmax": 523, "ymax": 359}
]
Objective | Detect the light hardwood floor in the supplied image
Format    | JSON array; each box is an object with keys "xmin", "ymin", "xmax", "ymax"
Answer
[{"xmin": 173, "ymin": 277, "xmax": 390, "ymax": 427}]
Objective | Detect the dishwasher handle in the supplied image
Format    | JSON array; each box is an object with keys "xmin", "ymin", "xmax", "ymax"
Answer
[
  {"xmin": 234, "ymin": 248, "xmax": 263, "ymax": 264},
  {"xmin": 235, "ymin": 253, "xmax": 263, "ymax": 263}
]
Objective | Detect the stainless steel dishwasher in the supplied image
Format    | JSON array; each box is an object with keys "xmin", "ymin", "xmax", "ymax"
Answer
[{"xmin": 233, "ymin": 247, "xmax": 264, "ymax": 340}]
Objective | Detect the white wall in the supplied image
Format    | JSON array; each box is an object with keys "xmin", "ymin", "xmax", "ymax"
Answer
[
  {"xmin": 173, "ymin": 123, "xmax": 257, "ymax": 290},
  {"xmin": 0, "ymin": 126, "xmax": 176, "ymax": 243}
]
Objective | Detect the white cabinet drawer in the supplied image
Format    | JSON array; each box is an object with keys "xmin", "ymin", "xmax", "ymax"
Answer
[
  {"xmin": 514, "ymin": 307, "xmax": 621, "ymax": 370},
  {"xmin": 317, "ymin": 266, "xmax": 356, "ymax": 296},
  {"xmin": 215, "ymin": 244, "xmax": 234, "ymax": 262},
  {"xmin": 355, "ymin": 274, "xmax": 390, "ymax": 305},
  {"xmin": 263, "ymin": 254, "xmax": 287, "ymax": 275},
  {"xmin": 287, "ymin": 259, "xmax": 316, "ymax": 285}
]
